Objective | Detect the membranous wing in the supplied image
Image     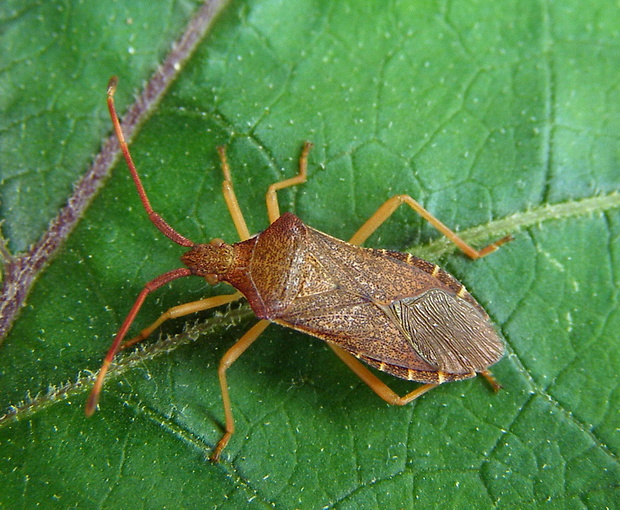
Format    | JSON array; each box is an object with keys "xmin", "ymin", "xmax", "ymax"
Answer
[{"xmin": 379, "ymin": 288, "xmax": 503, "ymax": 374}]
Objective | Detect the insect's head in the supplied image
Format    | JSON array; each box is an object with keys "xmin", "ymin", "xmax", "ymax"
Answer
[{"xmin": 181, "ymin": 238, "xmax": 235, "ymax": 283}]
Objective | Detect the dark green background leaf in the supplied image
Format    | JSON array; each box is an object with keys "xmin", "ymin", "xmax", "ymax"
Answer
[{"xmin": 1, "ymin": 0, "xmax": 618, "ymax": 508}]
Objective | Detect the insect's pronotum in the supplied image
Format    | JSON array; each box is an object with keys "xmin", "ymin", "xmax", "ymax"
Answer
[{"xmin": 86, "ymin": 77, "xmax": 513, "ymax": 462}]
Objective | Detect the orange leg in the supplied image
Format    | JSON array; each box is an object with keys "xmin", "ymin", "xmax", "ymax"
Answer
[
  {"xmin": 349, "ymin": 194, "xmax": 513, "ymax": 259},
  {"xmin": 210, "ymin": 319, "xmax": 271, "ymax": 462},
  {"xmin": 121, "ymin": 292, "xmax": 244, "ymax": 350},
  {"xmin": 217, "ymin": 147, "xmax": 252, "ymax": 241},
  {"xmin": 480, "ymin": 369, "xmax": 502, "ymax": 392},
  {"xmin": 329, "ymin": 345, "xmax": 438, "ymax": 405},
  {"xmin": 265, "ymin": 142, "xmax": 313, "ymax": 223},
  {"xmin": 216, "ymin": 142, "xmax": 313, "ymax": 236}
]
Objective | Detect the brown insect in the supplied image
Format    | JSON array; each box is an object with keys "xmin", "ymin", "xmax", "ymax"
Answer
[{"xmin": 86, "ymin": 77, "xmax": 513, "ymax": 462}]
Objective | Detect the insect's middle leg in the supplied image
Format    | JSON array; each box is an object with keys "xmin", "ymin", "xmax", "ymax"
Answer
[
  {"xmin": 348, "ymin": 194, "xmax": 512, "ymax": 259},
  {"xmin": 210, "ymin": 319, "xmax": 271, "ymax": 462}
]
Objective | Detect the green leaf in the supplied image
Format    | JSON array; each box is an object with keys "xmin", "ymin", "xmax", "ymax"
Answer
[{"xmin": 1, "ymin": 1, "xmax": 618, "ymax": 508}]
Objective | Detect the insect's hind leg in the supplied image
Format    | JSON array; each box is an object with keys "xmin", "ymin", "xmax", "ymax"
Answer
[
  {"xmin": 348, "ymin": 194, "xmax": 512, "ymax": 259},
  {"xmin": 265, "ymin": 142, "xmax": 313, "ymax": 223},
  {"xmin": 329, "ymin": 344, "xmax": 438, "ymax": 405},
  {"xmin": 335, "ymin": 194, "xmax": 510, "ymax": 402}
]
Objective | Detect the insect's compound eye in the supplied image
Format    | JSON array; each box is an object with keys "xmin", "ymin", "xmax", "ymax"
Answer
[{"xmin": 206, "ymin": 274, "xmax": 220, "ymax": 285}]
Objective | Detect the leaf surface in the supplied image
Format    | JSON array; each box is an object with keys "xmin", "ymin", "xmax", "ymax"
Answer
[{"xmin": 1, "ymin": 1, "xmax": 618, "ymax": 508}]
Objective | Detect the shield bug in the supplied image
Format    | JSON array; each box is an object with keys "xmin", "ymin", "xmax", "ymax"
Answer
[{"xmin": 86, "ymin": 77, "xmax": 513, "ymax": 462}]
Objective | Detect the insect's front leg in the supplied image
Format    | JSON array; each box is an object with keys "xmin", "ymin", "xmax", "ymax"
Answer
[
  {"xmin": 264, "ymin": 142, "xmax": 312, "ymax": 223},
  {"xmin": 122, "ymin": 292, "xmax": 243, "ymax": 350}
]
